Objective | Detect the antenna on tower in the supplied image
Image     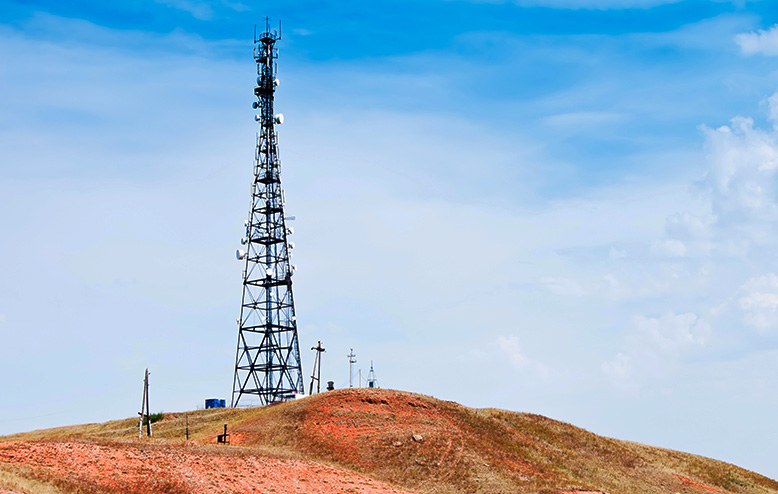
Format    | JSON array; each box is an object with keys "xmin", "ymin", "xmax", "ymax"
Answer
[
  {"xmin": 231, "ymin": 19, "xmax": 303, "ymax": 407},
  {"xmin": 309, "ymin": 341, "xmax": 325, "ymax": 395},
  {"xmin": 348, "ymin": 349, "xmax": 357, "ymax": 388}
]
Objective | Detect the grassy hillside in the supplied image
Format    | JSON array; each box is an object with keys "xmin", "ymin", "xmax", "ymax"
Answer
[{"xmin": 0, "ymin": 388, "xmax": 775, "ymax": 494}]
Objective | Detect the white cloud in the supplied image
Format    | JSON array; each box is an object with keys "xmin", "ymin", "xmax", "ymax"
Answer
[
  {"xmin": 154, "ymin": 0, "xmax": 213, "ymax": 20},
  {"xmin": 635, "ymin": 312, "xmax": 709, "ymax": 353},
  {"xmin": 735, "ymin": 25, "xmax": 778, "ymax": 57},
  {"xmin": 603, "ymin": 312, "xmax": 709, "ymax": 389},
  {"xmin": 738, "ymin": 274, "xmax": 778, "ymax": 334},
  {"xmin": 701, "ymin": 116, "xmax": 778, "ymax": 225},
  {"xmin": 601, "ymin": 352, "xmax": 634, "ymax": 390},
  {"xmin": 664, "ymin": 212, "xmax": 709, "ymax": 240},
  {"xmin": 496, "ymin": 335, "xmax": 528, "ymax": 369}
]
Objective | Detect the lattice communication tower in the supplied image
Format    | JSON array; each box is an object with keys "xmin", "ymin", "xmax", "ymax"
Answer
[{"xmin": 231, "ymin": 19, "xmax": 303, "ymax": 407}]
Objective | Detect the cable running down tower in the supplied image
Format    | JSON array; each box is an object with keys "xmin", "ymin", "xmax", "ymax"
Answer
[{"xmin": 232, "ymin": 19, "xmax": 303, "ymax": 407}]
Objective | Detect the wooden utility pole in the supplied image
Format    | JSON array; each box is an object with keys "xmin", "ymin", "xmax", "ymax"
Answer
[
  {"xmin": 309, "ymin": 341, "xmax": 325, "ymax": 395},
  {"xmin": 138, "ymin": 368, "xmax": 151, "ymax": 438},
  {"xmin": 185, "ymin": 412, "xmax": 189, "ymax": 441}
]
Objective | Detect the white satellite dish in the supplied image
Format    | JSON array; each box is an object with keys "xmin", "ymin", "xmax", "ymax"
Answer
[
  {"xmin": 266, "ymin": 268, "xmax": 273, "ymax": 277},
  {"xmin": 241, "ymin": 237, "xmax": 248, "ymax": 245},
  {"xmin": 274, "ymin": 113, "xmax": 284, "ymax": 124},
  {"xmin": 236, "ymin": 249, "xmax": 246, "ymax": 260},
  {"xmin": 255, "ymin": 114, "xmax": 261, "ymax": 122},
  {"xmin": 274, "ymin": 78, "xmax": 280, "ymax": 86},
  {"xmin": 244, "ymin": 219, "xmax": 249, "ymax": 227}
]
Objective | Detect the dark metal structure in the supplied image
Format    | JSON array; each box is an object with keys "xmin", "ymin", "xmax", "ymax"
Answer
[{"xmin": 231, "ymin": 19, "xmax": 303, "ymax": 407}]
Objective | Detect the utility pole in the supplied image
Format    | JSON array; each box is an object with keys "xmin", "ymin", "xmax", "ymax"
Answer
[
  {"xmin": 185, "ymin": 412, "xmax": 190, "ymax": 440},
  {"xmin": 309, "ymin": 341, "xmax": 325, "ymax": 395},
  {"xmin": 138, "ymin": 368, "xmax": 151, "ymax": 438},
  {"xmin": 348, "ymin": 349, "xmax": 356, "ymax": 388}
]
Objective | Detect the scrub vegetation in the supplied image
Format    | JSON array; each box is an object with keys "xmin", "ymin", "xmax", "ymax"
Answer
[{"xmin": 0, "ymin": 388, "xmax": 775, "ymax": 494}]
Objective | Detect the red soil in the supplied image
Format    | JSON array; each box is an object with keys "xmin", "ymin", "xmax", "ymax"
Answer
[
  {"xmin": 0, "ymin": 440, "xmax": 417, "ymax": 494},
  {"xmin": 674, "ymin": 474, "xmax": 723, "ymax": 492},
  {"xmin": 235, "ymin": 390, "xmax": 546, "ymax": 480}
]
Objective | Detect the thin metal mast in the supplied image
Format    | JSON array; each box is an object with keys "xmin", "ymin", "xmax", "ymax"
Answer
[
  {"xmin": 231, "ymin": 18, "xmax": 303, "ymax": 407},
  {"xmin": 348, "ymin": 349, "xmax": 357, "ymax": 388}
]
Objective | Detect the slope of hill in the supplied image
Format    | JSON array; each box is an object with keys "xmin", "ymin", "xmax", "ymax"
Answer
[{"xmin": 0, "ymin": 388, "xmax": 775, "ymax": 494}]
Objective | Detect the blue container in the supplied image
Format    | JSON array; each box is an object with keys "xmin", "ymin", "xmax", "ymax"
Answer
[{"xmin": 205, "ymin": 398, "xmax": 226, "ymax": 409}]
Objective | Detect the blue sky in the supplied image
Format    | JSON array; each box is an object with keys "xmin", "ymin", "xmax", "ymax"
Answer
[{"xmin": 2, "ymin": 0, "xmax": 778, "ymax": 481}]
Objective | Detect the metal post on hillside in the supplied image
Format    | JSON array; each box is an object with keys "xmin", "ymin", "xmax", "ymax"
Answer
[
  {"xmin": 138, "ymin": 368, "xmax": 151, "ymax": 438},
  {"xmin": 309, "ymin": 341, "xmax": 325, "ymax": 395}
]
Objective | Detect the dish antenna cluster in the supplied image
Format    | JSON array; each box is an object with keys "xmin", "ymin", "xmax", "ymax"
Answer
[{"xmin": 231, "ymin": 17, "xmax": 304, "ymax": 407}]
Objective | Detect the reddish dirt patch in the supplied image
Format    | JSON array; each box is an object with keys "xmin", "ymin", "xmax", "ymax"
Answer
[
  {"xmin": 0, "ymin": 440, "xmax": 418, "ymax": 494},
  {"xmin": 259, "ymin": 389, "xmax": 546, "ymax": 480},
  {"xmin": 673, "ymin": 474, "xmax": 723, "ymax": 492}
]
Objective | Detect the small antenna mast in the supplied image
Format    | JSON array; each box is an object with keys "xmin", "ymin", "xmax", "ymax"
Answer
[
  {"xmin": 367, "ymin": 361, "xmax": 378, "ymax": 389},
  {"xmin": 348, "ymin": 349, "xmax": 357, "ymax": 388}
]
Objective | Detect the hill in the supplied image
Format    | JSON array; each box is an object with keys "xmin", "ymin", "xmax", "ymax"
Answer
[{"xmin": 0, "ymin": 388, "xmax": 775, "ymax": 494}]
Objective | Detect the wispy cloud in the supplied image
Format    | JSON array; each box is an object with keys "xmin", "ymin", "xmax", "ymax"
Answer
[
  {"xmin": 154, "ymin": 0, "xmax": 214, "ymax": 20},
  {"xmin": 496, "ymin": 335, "xmax": 528, "ymax": 369},
  {"xmin": 735, "ymin": 24, "xmax": 778, "ymax": 57},
  {"xmin": 452, "ymin": 0, "xmax": 682, "ymax": 9},
  {"xmin": 738, "ymin": 274, "xmax": 778, "ymax": 334},
  {"xmin": 603, "ymin": 312, "xmax": 710, "ymax": 390}
]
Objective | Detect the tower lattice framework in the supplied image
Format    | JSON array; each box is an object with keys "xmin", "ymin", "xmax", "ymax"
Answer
[{"xmin": 232, "ymin": 20, "xmax": 303, "ymax": 407}]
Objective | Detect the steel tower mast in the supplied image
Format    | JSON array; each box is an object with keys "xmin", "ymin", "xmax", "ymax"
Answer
[{"xmin": 232, "ymin": 19, "xmax": 303, "ymax": 407}]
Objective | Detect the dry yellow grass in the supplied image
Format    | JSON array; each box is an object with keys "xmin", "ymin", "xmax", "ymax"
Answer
[
  {"xmin": 0, "ymin": 464, "xmax": 65, "ymax": 494},
  {"xmin": 1, "ymin": 389, "xmax": 775, "ymax": 494}
]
